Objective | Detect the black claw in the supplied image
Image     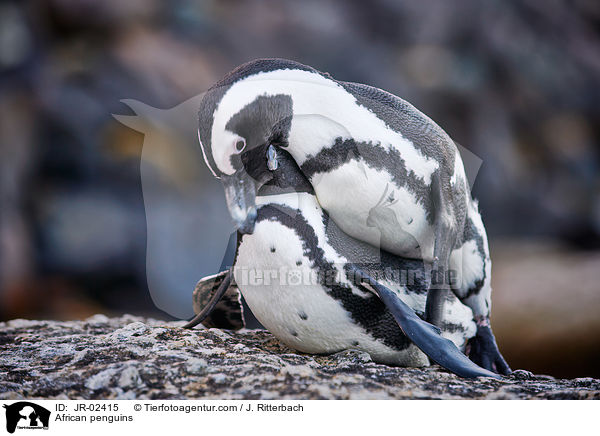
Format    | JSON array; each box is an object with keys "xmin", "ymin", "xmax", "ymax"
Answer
[
  {"xmin": 467, "ymin": 324, "xmax": 511, "ymax": 375},
  {"xmin": 494, "ymin": 354, "xmax": 512, "ymax": 376}
]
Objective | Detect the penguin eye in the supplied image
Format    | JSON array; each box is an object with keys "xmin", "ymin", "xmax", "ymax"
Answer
[{"xmin": 234, "ymin": 138, "xmax": 246, "ymax": 154}]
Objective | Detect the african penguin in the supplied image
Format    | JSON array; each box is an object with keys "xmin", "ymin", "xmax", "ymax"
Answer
[
  {"xmin": 197, "ymin": 58, "xmax": 510, "ymax": 375},
  {"xmin": 234, "ymin": 148, "xmax": 478, "ymax": 367}
]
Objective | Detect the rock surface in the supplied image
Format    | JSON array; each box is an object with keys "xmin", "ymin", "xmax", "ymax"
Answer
[{"xmin": 0, "ymin": 315, "xmax": 598, "ymax": 400}]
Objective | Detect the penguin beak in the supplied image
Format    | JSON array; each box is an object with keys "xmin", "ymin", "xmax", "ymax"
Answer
[{"xmin": 222, "ymin": 171, "xmax": 258, "ymax": 234}]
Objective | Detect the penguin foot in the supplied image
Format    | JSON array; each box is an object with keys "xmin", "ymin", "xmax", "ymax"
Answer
[
  {"xmin": 182, "ymin": 268, "xmax": 234, "ymax": 329},
  {"xmin": 467, "ymin": 320, "xmax": 511, "ymax": 375}
]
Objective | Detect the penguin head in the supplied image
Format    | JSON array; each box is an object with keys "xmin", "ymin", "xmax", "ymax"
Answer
[
  {"xmin": 199, "ymin": 93, "xmax": 292, "ymax": 233},
  {"xmin": 198, "ymin": 59, "xmax": 315, "ymax": 233}
]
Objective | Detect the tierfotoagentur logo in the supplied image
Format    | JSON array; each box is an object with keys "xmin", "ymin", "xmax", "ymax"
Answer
[
  {"xmin": 233, "ymin": 265, "xmax": 432, "ymax": 288},
  {"xmin": 3, "ymin": 402, "xmax": 50, "ymax": 434}
]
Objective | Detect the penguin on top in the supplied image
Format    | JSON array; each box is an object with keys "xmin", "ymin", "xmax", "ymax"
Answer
[{"xmin": 197, "ymin": 58, "xmax": 510, "ymax": 375}]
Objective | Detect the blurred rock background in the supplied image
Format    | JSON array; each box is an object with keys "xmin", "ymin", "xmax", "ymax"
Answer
[{"xmin": 0, "ymin": 0, "xmax": 598, "ymax": 378}]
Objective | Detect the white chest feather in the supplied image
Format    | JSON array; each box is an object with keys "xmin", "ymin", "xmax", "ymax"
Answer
[{"xmin": 312, "ymin": 163, "xmax": 435, "ymax": 261}]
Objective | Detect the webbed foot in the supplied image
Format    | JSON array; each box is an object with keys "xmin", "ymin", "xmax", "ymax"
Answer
[{"xmin": 467, "ymin": 317, "xmax": 511, "ymax": 375}]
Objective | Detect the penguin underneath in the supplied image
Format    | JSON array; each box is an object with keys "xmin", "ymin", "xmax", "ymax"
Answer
[
  {"xmin": 186, "ymin": 147, "xmax": 501, "ymax": 377},
  {"xmin": 197, "ymin": 58, "xmax": 510, "ymax": 374}
]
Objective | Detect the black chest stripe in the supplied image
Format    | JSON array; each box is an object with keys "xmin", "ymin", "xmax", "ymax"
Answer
[
  {"xmin": 458, "ymin": 217, "xmax": 487, "ymax": 299},
  {"xmin": 300, "ymin": 137, "xmax": 436, "ymax": 223},
  {"xmin": 253, "ymin": 204, "xmax": 413, "ymax": 351}
]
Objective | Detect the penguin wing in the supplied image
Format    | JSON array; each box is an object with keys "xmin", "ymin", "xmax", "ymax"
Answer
[{"xmin": 346, "ymin": 264, "xmax": 500, "ymax": 379}]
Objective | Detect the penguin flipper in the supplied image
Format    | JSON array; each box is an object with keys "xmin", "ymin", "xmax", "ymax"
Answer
[
  {"xmin": 183, "ymin": 268, "xmax": 245, "ymax": 330},
  {"xmin": 347, "ymin": 264, "xmax": 500, "ymax": 379}
]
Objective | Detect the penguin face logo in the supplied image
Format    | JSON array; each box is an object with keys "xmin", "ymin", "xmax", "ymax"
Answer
[{"xmin": 3, "ymin": 402, "xmax": 51, "ymax": 433}]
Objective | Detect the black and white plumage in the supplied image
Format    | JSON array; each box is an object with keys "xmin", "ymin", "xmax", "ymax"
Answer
[
  {"xmin": 196, "ymin": 58, "xmax": 510, "ymax": 375},
  {"xmin": 240, "ymin": 153, "xmax": 480, "ymax": 366},
  {"xmin": 189, "ymin": 150, "xmax": 493, "ymax": 376}
]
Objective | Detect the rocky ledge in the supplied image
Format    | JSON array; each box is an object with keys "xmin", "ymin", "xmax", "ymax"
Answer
[{"xmin": 0, "ymin": 315, "xmax": 598, "ymax": 400}]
